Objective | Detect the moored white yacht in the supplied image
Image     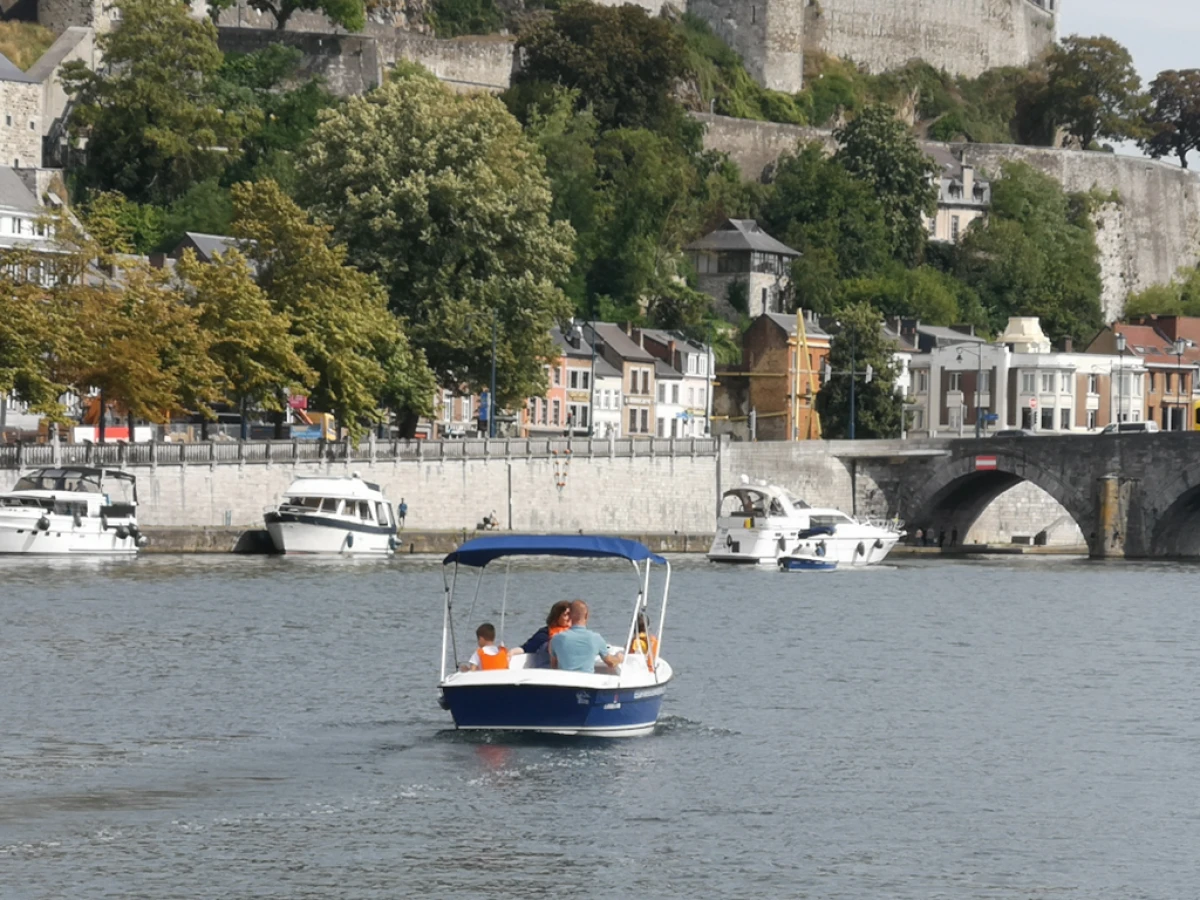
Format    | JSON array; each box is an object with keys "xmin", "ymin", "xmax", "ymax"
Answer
[
  {"xmin": 709, "ymin": 477, "xmax": 903, "ymax": 567},
  {"xmin": 264, "ymin": 474, "xmax": 397, "ymax": 555},
  {"xmin": 0, "ymin": 466, "xmax": 145, "ymax": 556}
]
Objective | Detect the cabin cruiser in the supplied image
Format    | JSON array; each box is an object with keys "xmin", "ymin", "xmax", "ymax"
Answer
[
  {"xmin": 0, "ymin": 467, "xmax": 144, "ymax": 556},
  {"xmin": 264, "ymin": 474, "xmax": 397, "ymax": 555},
  {"xmin": 437, "ymin": 535, "xmax": 673, "ymax": 737},
  {"xmin": 709, "ymin": 477, "xmax": 903, "ymax": 567}
]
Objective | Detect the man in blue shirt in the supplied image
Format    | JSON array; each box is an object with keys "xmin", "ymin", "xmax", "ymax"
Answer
[{"xmin": 550, "ymin": 600, "xmax": 624, "ymax": 673}]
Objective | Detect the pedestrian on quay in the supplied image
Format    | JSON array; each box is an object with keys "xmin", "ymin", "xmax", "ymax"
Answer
[
  {"xmin": 938, "ymin": 529, "xmax": 946, "ymax": 548},
  {"xmin": 950, "ymin": 528, "xmax": 958, "ymax": 547},
  {"xmin": 398, "ymin": 498, "xmax": 408, "ymax": 530}
]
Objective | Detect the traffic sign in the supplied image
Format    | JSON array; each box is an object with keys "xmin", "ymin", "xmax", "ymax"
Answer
[
  {"xmin": 1029, "ymin": 397, "xmax": 1038, "ymax": 409},
  {"xmin": 976, "ymin": 455, "xmax": 998, "ymax": 471}
]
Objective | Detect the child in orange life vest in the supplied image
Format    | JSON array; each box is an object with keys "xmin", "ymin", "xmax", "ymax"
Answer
[
  {"xmin": 461, "ymin": 622, "xmax": 511, "ymax": 672},
  {"xmin": 628, "ymin": 612, "xmax": 659, "ymax": 669}
]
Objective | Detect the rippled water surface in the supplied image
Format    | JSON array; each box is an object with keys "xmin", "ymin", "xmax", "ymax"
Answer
[{"xmin": 4, "ymin": 554, "xmax": 1200, "ymax": 898}]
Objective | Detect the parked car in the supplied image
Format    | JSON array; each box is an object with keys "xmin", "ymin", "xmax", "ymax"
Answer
[
  {"xmin": 1099, "ymin": 421, "xmax": 1160, "ymax": 434},
  {"xmin": 993, "ymin": 428, "xmax": 1037, "ymax": 438}
]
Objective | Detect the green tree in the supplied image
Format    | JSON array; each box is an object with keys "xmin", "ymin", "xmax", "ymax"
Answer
[
  {"xmin": 1140, "ymin": 69, "xmax": 1200, "ymax": 168},
  {"xmin": 834, "ymin": 106, "xmax": 938, "ymax": 264},
  {"xmin": 62, "ymin": 0, "xmax": 252, "ymax": 205},
  {"xmin": 175, "ymin": 247, "xmax": 314, "ymax": 424},
  {"xmin": 839, "ymin": 264, "xmax": 985, "ymax": 328},
  {"xmin": 1125, "ymin": 266, "xmax": 1200, "ymax": 317},
  {"xmin": 816, "ymin": 302, "xmax": 903, "ymax": 439},
  {"xmin": 764, "ymin": 142, "xmax": 892, "ymax": 293},
  {"xmin": 297, "ymin": 67, "xmax": 574, "ymax": 406},
  {"xmin": 230, "ymin": 180, "xmax": 434, "ymax": 436},
  {"xmin": 0, "ymin": 253, "xmax": 69, "ymax": 417},
  {"xmin": 79, "ymin": 190, "xmax": 166, "ymax": 255},
  {"xmin": 1044, "ymin": 35, "xmax": 1145, "ymax": 149},
  {"xmin": 208, "ymin": 0, "xmax": 363, "ymax": 31},
  {"xmin": 513, "ymin": 3, "xmax": 694, "ymax": 138},
  {"xmin": 955, "ymin": 161, "xmax": 1102, "ymax": 342},
  {"xmin": 429, "ymin": 0, "xmax": 502, "ymax": 37}
]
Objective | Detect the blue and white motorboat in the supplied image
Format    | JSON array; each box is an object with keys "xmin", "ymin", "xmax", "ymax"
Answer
[
  {"xmin": 437, "ymin": 535, "xmax": 673, "ymax": 738},
  {"xmin": 777, "ymin": 553, "xmax": 838, "ymax": 572}
]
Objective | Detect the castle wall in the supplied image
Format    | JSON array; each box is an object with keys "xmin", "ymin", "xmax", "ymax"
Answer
[
  {"xmin": 805, "ymin": 0, "xmax": 1056, "ymax": 78},
  {"xmin": 698, "ymin": 113, "xmax": 1200, "ymax": 321},
  {"xmin": 686, "ymin": 0, "xmax": 804, "ymax": 93},
  {"xmin": 37, "ymin": 0, "xmax": 115, "ymax": 35},
  {"xmin": 0, "ymin": 79, "xmax": 43, "ymax": 168}
]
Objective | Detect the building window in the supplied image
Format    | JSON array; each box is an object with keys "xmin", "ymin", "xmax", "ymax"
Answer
[
  {"xmin": 950, "ymin": 215, "xmax": 960, "ymax": 241},
  {"xmin": 629, "ymin": 409, "xmax": 637, "ymax": 433},
  {"xmin": 553, "ymin": 367, "xmax": 561, "ymax": 387},
  {"xmin": 947, "ymin": 372, "xmax": 962, "ymax": 392},
  {"xmin": 1087, "ymin": 409, "xmax": 1097, "ymax": 430},
  {"xmin": 539, "ymin": 400, "xmax": 547, "ymax": 425},
  {"xmin": 979, "ymin": 371, "xmax": 990, "ymax": 393},
  {"xmin": 569, "ymin": 370, "xmax": 578, "ymax": 389},
  {"xmin": 582, "ymin": 372, "xmax": 590, "ymax": 390},
  {"xmin": 5, "ymin": 115, "xmax": 10, "ymax": 127},
  {"xmin": 1167, "ymin": 372, "xmax": 1175, "ymax": 394},
  {"xmin": 1041, "ymin": 408, "xmax": 1054, "ymax": 430},
  {"xmin": 656, "ymin": 417, "xmax": 664, "ymax": 438},
  {"xmin": 657, "ymin": 382, "xmax": 665, "ymax": 402},
  {"xmin": 1021, "ymin": 372, "xmax": 1035, "ymax": 393},
  {"xmin": 1089, "ymin": 374, "xmax": 1100, "ymax": 394},
  {"xmin": 911, "ymin": 408, "xmax": 925, "ymax": 431},
  {"xmin": 580, "ymin": 406, "xmax": 589, "ymax": 428},
  {"xmin": 28, "ymin": 120, "xmax": 34, "ymax": 130},
  {"xmin": 914, "ymin": 370, "xmax": 929, "ymax": 394},
  {"xmin": 640, "ymin": 409, "xmax": 648, "ymax": 433},
  {"xmin": 641, "ymin": 370, "xmax": 650, "ymax": 395},
  {"xmin": 671, "ymin": 384, "xmax": 679, "ymax": 404},
  {"xmin": 552, "ymin": 400, "xmax": 560, "ymax": 426},
  {"xmin": 688, "ymin": 387, "xmax": 695, "ymax": 407},
  {"xmin": 1061, "ymin": 372, "xmax": 1072, "ymax": 393},
  {"xmin": 1061, "ymin": 407, "xmax": 1071, "ymax": 430},
  {"xmin": 1040, "ymin": 373, "xmax": 1055, "ymax": 393},
  {"xmin": 1134, "ymin": 373, "xmax": 1144, "ymax": 395}
]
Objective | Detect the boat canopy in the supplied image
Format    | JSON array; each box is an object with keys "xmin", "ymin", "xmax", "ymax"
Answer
[{"xmin": 444, "ymin": 535, "xmax": 667, "ymax": 568}]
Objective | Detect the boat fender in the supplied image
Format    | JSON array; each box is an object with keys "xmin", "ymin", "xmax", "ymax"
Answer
[
  {"xmin": 777, "ymin": 535, "xmax": 787, "ymax": 553},
  {"xmin": 815, "ymin": 541, "xmax": 826, "ymax": 557},
  {"xmin": 116, "ymin": 526, "xmax": 129, "ymax": 540},
  {"xmin": 725, "ymin": 534, "xmax": 733, "ymax": 549},
  {"xmin": 36, "ymin": 516, "xmax": 50, "ymax": 531},
  {"xmin": 128, "ymin": 524, "xmax": 141, "ymax": 540},
  {"xmin": 874, "ymin": 538, "xmax": 884, "ymax": 550},
  {"xmin": 73, "ymin": 511, "xmax": 82, "ymax": 528},
  {"xmin": 136, "ymin": 535, "xmax": 148, "ymax": 547},
  {"xmin": 346, "ymin": 532, "xmax": 354, "ymax": 549},
  {"xmin": 388, "ymin": 536, "xmax": 397, "ymax": 551},
  {"xmin": 855, "ymin": 541, "xmax": 865, "ymax": 556}
]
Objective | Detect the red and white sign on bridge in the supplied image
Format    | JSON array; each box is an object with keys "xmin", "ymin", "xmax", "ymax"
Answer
[{"xmin": 975, "ymin": 455, "xmax": 998, "ymax": 471}]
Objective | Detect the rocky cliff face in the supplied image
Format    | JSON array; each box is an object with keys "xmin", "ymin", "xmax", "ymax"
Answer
[{"xmin": 365, "ymin": 0, "xmax": 433, "ymax": 31}]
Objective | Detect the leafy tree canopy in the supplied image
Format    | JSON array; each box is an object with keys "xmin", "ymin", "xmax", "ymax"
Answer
[
  {"xmin": 954, "ymin": 161, "xmax": 1102, "ymax": 342},
  {"xmin": 298, "ymin": 66, "xmax": 575, "ymax": 406},
  {"xmin": 1124, "ymin": 266, "xmax": 1200, "ymax": 318},
  {"xmin": 1044, "ymin": 35, "xmax": 1146, "ymax": 149},
  {"xmin": 834, "ymin": 106, "xmax": 938, "ymax": 265},
  {"xmin": 62, "ymin": 0, "xmax": 253, "ymax": 206},
  {"xmin": 1140, "ymin": 69, "xmax": 1200, "ymax": 169},
  {"xmin": 816, "ymin": 301, "xmax": 903, "ymax": 439}
]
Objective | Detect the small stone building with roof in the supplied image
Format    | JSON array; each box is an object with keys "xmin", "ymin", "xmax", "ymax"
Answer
[{"xmin": 685, "ymin": 218, "xmax": 800, "ymax": 318}]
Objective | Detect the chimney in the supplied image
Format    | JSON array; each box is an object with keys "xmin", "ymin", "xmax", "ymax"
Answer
[
  {"xmin": 1063, "ymin": 337, "xmax": 1073, "ymax": 353},
  {"xmin": 962, "ymin": 164, "xmax": 975, "ymax": 198},
  {"xmin": 149, "ymin": 252, "xmax": 167, "ymax": 269}
]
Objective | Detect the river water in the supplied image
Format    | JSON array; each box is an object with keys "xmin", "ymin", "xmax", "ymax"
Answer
[{"xmin": 4, "ymin": 555, "xmax": 1200, "ymax": 899}]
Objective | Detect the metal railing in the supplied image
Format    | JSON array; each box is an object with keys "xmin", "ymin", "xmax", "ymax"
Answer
[{"xmin": 0, "ymin": 436, "xmax": 720, "ymax": 470}]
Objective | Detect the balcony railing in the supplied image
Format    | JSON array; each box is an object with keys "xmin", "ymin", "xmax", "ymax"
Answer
[{"xmin": 0, "ymin": 436, "xmax": 721, "ymax": 470}]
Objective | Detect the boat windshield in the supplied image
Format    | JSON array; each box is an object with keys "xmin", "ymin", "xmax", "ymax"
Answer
[
  {"xmin": 810, "ymin": 513, "xmax": 856, "ymax": 528},
  {"xmin": 11, "ymin": 468, "xmax": 137, "ymax": 504},
  {"xmin": 719, "ymin": 488, "xmax": 792, "ymax": 518}
]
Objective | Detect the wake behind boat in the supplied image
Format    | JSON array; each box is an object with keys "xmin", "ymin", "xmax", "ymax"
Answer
[
  {"xmin": 437, "ymin": 535, "xmax": 673, "ymax": 738},
  {"xmin": 0, "ymin": 466, "xmax": 144, "ymax": 556},
  {"xmin": 264, "ymin": 474, "xmax": 398, "ymax": 555},
  {"xmin": 710, "ymin": 476, "xmax": 902, "ymax": 567}
]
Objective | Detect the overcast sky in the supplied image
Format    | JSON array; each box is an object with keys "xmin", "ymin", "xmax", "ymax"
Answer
[{"xmin": 1061, "ymin": 1, "xmax": 1200, "ymax": 79}]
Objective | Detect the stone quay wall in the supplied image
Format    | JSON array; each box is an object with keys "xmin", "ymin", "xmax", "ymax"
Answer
[{"xmin": 0, "ymin": 437, "xmax": 1083, "ymax": 543}]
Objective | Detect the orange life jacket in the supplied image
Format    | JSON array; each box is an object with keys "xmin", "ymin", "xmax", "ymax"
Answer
[
  {"xmin": 548, "ymin": 624, "xmax": 570, "ymax": 640},
  {"xmin": 478, "ymin": 646, "xmax": 510, "ymax": 671},
  {"xmin": 630, "ymin": 633, "xmax": 660, "ymax": 669}
]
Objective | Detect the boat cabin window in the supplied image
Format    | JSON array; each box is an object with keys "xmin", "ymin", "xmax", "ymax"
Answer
[
  {"xmin": 357, "ymin": 501, "xmax": 374, "ymax": 521},
  {"xmin": 375, "ymin": 502, "xmax": 390, "ymax": 526},
  {"xmin": 719, "ymin": 489, "xmax": 770, "ymax": 518},
  {"xmin": 1, "ymin": 496, "xmax": 51, "ymax": 508},
  {"xmin": 809, "ymin": 514, "xmax": 855, "ymax": 529},
  {"xmin": 284, "ymin": 496, "xmax": 322, "ymax": 510},
  {"xmin": 320, "ymin": 498, "xmax": 341, "ymax": 514}
]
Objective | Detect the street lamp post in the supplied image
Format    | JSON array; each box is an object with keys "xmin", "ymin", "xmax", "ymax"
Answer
[
  {"xmin": 956, "ymin": 345, "xmax": 986, "ymax": 439},
  {"xmin": 1116, "ymin": 331, "xmax": 1127, "ymax": 427},
  {"xmin": 489, "ymin": 312, "xmax": 497, "ymax": 439},
  {"xmin": 1174, "ymin": 336, "xmax": 1186, "ymax": 431},
  {"xmin": 824, "ymin": 330, "xmax": 873, "ymax": 440}
]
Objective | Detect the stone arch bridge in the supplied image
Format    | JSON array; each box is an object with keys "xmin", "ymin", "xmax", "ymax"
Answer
[{"xmin": 830, "ymin": 434, "xmax": 1200, "ymax": 559}]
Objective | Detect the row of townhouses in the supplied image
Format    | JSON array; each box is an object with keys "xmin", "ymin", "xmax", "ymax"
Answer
[
  {"xmin": 433, "ymin": 323, "xmax": 716, "ymax": 441},
  {"xmin": 716, "ymin": 312, "xmax": 1200, "ymax": 441}
]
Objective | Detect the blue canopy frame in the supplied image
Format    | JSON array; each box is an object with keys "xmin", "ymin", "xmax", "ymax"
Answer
[{"xmin": 443, "ymin": 534, "xmax": 667, "ymax": 568}]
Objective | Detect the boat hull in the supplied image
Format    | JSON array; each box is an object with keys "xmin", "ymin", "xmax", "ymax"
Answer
[
  {"xmin": 709, "ymin": 528, "xmax": 899, "ymax": 567},
  {"xmin": 440, "ymin": 680, "xmax": 669, "ymax": 737},
  {"xmin": 264, "ymin": 512, "xmax": 395, "ymax": 556},
  {"xmin": 0, "ymin": 518, "xmax": 139, "ymax": 556}
]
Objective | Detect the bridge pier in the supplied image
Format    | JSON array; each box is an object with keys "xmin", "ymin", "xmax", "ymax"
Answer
[{"xmin": 1092, "ymin": 475, "xmax": 1129, "ymax": 558}]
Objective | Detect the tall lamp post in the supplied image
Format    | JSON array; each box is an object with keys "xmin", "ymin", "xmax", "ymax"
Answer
[
  {"xmin": 1174, "ymin": 336, "xmax": 1186, "ymax": 431},
  {"xmin": 1115, "ymin": 331, "xmax": 1127, "ymax": 426},
  {"xmin": 823, "ymin": 330, "xmax": 873, "ymax": 440},
  {"xmin": 956, "ymin": 345, "xmax": 986, "ymax": 438}
]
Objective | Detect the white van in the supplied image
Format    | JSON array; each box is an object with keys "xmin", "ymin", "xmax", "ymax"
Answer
[{"xmin": 1100, "ymin": 421, "xmax": 1160, "ymax": 434}]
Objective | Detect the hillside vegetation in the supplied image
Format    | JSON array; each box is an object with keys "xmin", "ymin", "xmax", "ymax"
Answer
[{"xmin": 0, "ymin": 21, "xmax": 56, "ymax": 71}]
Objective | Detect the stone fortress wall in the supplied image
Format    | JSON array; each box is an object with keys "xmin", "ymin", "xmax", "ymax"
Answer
[{"xmin": 803, "ymin": 0, "xmax": 1057, "ymax": 78}]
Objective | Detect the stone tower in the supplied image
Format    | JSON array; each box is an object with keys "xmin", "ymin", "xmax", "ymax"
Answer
[{"xmin": 685, "ymin": 0, "xmax": 805, "ymax": 93}]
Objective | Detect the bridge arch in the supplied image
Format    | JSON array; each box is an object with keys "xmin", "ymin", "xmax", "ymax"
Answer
[
  {"xmin": 900, "ymin": 447, "xmax": 1098, "ymax": 551},
  {"xmin": 1142, "ymin": 463, "xmax": 1200, "ymax": 557}
]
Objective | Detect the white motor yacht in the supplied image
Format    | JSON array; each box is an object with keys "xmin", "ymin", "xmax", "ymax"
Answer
[
  {"xmin": 709, "ymin": 477, "xmax": 903, "ymax": 567},
  {"xmin": 0, "ymin": 467, "xmax": 145, "ymax": 556},
  {"xmin": 264, "ymin": 474, "xmax": 397, "ymax": 555}
]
